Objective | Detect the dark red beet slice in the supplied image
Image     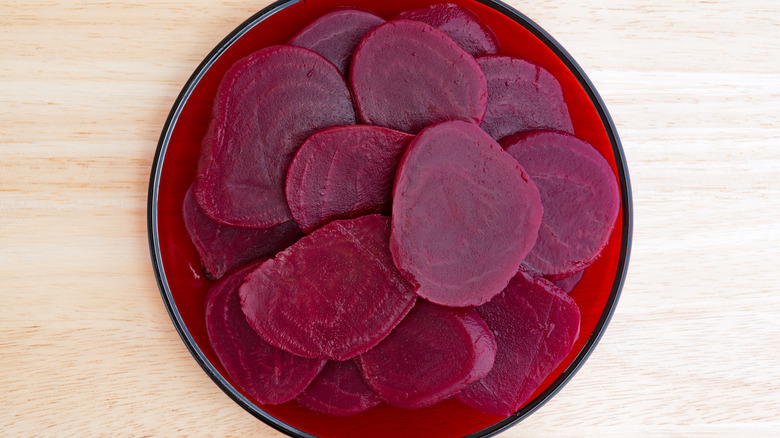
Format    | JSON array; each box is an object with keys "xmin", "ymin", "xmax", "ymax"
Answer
[
  {"xmin": 396, "ymin": 3, "xmax": 499, "ymax": 57},
  {"xmin": 296, "ymin": 360, "xmax": 382, "ymax": 416},
  {"xmin": 205, "ymin": 261, "xmax": 326, "ymax": 405},
  {"xmin": 503, "ymin": 130, "xmax": 620, "ymax": 279},
  {"xmin": 182, "ymin": 185, "xmax": 303, "ymax": 280},
  {"xmin": 477, "ymin": 55, "xmax": 573, "ymax": 141},
  {"xmin": 195, "ymin": 45, "xmax": 357, "ymax": 228},
  {"xmin": 457, "ymin": 267, "xmax": 580, "ymax": 417},
  {"xmin": 357, "ymin": 300, "xmax": 496, "ymax": 410},
  {"xmin": 553, "ymin": 270, "xmax": 585, "ymax": 294},
  {"xmin": 288, "ymin": 8, "xmax": 385, "ymax": 76},
  {"xmin": 285, "ymin": 125, "xmax": 413, "ymax": 233},
  {"xmin": 350, "ymin": 19, "xmax": 488, "ymax": 134},
  {"xmin": 390, "ymin": 121, "xmax": 543, "ymax": 307},
  {"xmin": 240, "ymin": 215, "xmax": 417, "ymax": 360}
]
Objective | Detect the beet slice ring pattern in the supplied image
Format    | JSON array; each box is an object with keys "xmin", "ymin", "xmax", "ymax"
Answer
[
  {"xmin": 285, "ymin": 125, "xmax": 413, "ymax": 234},
  {"xmin": 503, "ymin": 130, "xmax": 620, "ymax": 279},
  {"xmin": 395, "ymin": 3, "xmax": 499, "ymax": 57},
  {"xmin": 391, "ymin": 120, "xmax": 543, "ymax": 307},
  {"xmin": 288, "ymin": 8, "xmax": 385, "ymax": 76},
  {"xmin": 239, "ymin": 215, "xmax": 417, "ymax": 360},
  {"xmin": 350, "ymin": 19, "xmax": 488, "ymax": 134},
  {"xmin": 205, "ymin": 261, "xmax": 327, "ymax": 405},
  {"xmin": 195, "ymin": 45, "xmax": 357, "ymax": 228},
  {"xmin": 295, "ymin": 360, "xmax": 382, "ymax": 417},
  {"xmin": 477, "ymin": 55, "xmax": 573, "ymax": 141},
  {"xmin": 357, "ymin": 300, "xmax": 496, "ymax": 410}
]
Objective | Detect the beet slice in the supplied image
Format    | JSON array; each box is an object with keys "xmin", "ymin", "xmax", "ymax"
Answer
[
  {"xmin": 477, "ymin": 55, "xmax": 573, "ymax": 141},
  {"xmin": 205, "ymin": 261, "xmax": 326, "ymax": 405},
  {"xmin": 395, "ymin": 3, "xmax": 499, "ymax": 57},
  {"xmin": 503, "ymin": 130, "xmax": 620, "ymax": 279},
  {"xmin": 182, "ymin": 185, "xmax": 303, "ymax": 280},
  {"xmin": 357, "ymin": 300, "xmax": 496, "ymax": 410},
  {"xmin": 296, "ymin": 360, "xmax": 382, "ymax": 416},
  {"xmin": 288, "ymin": 8, "xmax": 385, "ymax": 76},
  {"xmin": 457, "ymin": 267, "xmax": 580, "ymax": 417},
  {"xmin": 195, "ymin": 45, "xmax": 357, "ymax": 228},
  {"xmin": 350, "ymin": 19, "xmax": 488, "ymax": 134},
  {"xmin": 285, "ymin": 125, "xmax": 413, "ymax": 233},
  {"xmin": 390, "ymin": 120, "xmax": 543, "ymax": 307},
  {"xmin": 553, "ymin": 270, "xmax": 585, "ymax": 294},
  {"xmin": 240, "ymin": 215, "xmax": 417, "ymax": 360}
]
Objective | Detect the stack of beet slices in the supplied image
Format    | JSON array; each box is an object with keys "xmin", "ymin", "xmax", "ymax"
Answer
[{"xmin": 184, "ymin": 2, "xmax": 620, "ymax": 419}]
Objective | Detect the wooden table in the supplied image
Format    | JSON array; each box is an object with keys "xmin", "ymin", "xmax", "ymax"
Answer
[{"xmin": 3, "ymin": 0, "xmax": 779, "ymax": 436}]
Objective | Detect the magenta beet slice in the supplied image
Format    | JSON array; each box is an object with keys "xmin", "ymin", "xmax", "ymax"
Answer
[
  {"xmin": 350, "ymin": 19, "xmax": 488, "ymax": 134},
  {"xmin": 195, "ymin": 45, "xmax": 357, "ymax": 228},
  {"xmin": 390, "ymin": 121, "xmax": 543, "ymax": 307},
  {"xmin": 182, "ymin": 185, "xmax": 303, "ymax": 280},
  {"xmin": 286, "ymin": 125, "xmax": 413, "ymax": 233},
  {"xmin": 477, "ymin": 55, "xmax": 573, "ymax": 141},
  {"xmin": 457, "ymin": 267, "xmax": 580, "ymax": 417},
  {"xmin": 288, "ymin": 8, "xmax": 385, "ymax": 76},
  {"xmin": 357, "ymin": 300, "xmax": 496, "ymax": 410},
  {"xmin": 240, "ymin": 215, "xmax": 417, "ymax": 360},
  {"xmin": 205, "ymin": 261, "xmax": 326, "ymax": 405},
  {"xmin": 553, "ymin": 270, "xmax": 585, "ymax": 294},
  {"xmin": 503, "ymin": 130, "xmax": 621, "ymax": 279},
  {"xmin": 296, "ymin": 360, "xmax": 382, "ymax": 416},
  {"xmin": 396, "ymin": 3, "xmax": 499, "ymax": 57}
]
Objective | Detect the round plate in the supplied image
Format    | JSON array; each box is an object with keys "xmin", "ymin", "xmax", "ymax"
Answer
[{"xmin": 148, "ymin": 0, "xmax": 632, "ymax": 436}]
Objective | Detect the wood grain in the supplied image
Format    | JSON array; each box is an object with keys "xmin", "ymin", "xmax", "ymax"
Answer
[{"xmin": 2, "ymin": 0, "xmax": 779, "ymax": 436}]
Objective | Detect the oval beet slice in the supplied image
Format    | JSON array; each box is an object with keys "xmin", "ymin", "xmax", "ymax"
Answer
[
  {"xmin": 240, "ymin": 215, "xmax": 417, "ymax": 360},
  {"xmin": 395, "ymin": 3, "xmax": 499, "ymax": 57},
  {"xmin": 288, "ymin": 8, "xmax": 385, "ymax": 76},
  {"xmin": 391, "ymin": 121, "xmax": 543, "ymax": 307},
  {"xmin": 357, "ymin": 300, "xmax": 496, "ymax": 410},
  {"xmin": 350, "ymin": 19, "xmax": 488, "ymax": 134},
  {"xmin": 205, "ymin": 261, "xmax": 326, "ymax": 405},
  {"xmin": 296, "ymin": 360, "xmax": 382, "ymax": 416},
  {"xmin": 183, "ymin": 185, "xmax": 303, "ymax": 280},
  {"xmin": 503, "ymin": 130, "xmax": 620, "ymax": 279},
  {"xmin": 195, "ymin": 45, "xmax": 357, "ymax": 228},
  {"xmin": 286, "ymin": 125, "xmax": 413, "ymax": 233},
  {"xmin": 457, "ymin": 267, "xmax": 580, "ymax": 417},
  {"xmin": 553, "ymin": 270, "xmax": 585, "ymax": 294},
  {"xmin": 477, "ymin": 55, "xmax": 573, "ymax": 141}
]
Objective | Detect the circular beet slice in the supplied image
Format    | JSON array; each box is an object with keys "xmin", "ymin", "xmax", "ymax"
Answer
[
  {"xmin": 350, "ymin": 19, "xmax": 488, "ymax": 134},
  {"xmin": 195, "ymin": 45, "xmax": 357, "ymax": 228},
  {"xmin": 502, "ymin": 130, "xmax": 621, "ymax": 279},
  {"xmin": 296, "ymin": 360, "xmax": 382, "ymax": 417},
  {"xmin": 183, "ymin": 184, "xmax": 303, "ymax": 280},
  {"xmin": 391, "ymin": 120, "xmax": 543, "ymax": 307},
  {"xmin": 477, "ymin": 55, "xmax": 573, "ymax": 141},
  {"xmin": 285, "ymin": 125, "xmax": 413, "ymax": 234},
  {"xmin": 205, "ymin": 261, "xmax": 326, "ymax": 405},
  {"xmin": 457, "ymin": 267, "xmax": 580, "ymax": 417},
  {"xmin": 288, "ymin": 8, "xmax": 385, "ymax": 76},
  {"xmin": 395, "ymin": 3, "xmax": 499, "ymax": 57},
  {"xmin": 356, "ymin": 300, "xmax": 497, "ymax": 410},
  {"xmin": 239, "ymin": 215, "xmax": 417, "ymax": 361}
]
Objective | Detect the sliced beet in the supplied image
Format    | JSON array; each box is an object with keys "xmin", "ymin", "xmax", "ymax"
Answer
[
  {"xmin": 477, "ymin": 55, "xmax": 573, "ymax": 141},
  {"xmin": 503, "ymin": 130, "xmax": 620, "ymax": 279},
  {"xmin": 553, "ymin": 270, "xmax": 585, "ymax": 294},
  {"xmin": 182, "ymin": 185, "xmax": 303, "ymax": 280},
  {"xmin": 288, "ymin": 8, "xmax": 385, "ymax": 76},
  {"xmin": 195, "ymin": 45, "xmax": 357, "ymax": 228},
  {"xmin": 457, "ymin": 267, "xmax": 580, "ymax": 417},
  {"xmin": 350, "ymin": 19, "xmax": 488, "ymax": 134},
  {"xmin": 205, "ymin": 260, "xmax": 326, "ymax": 405},
  {"xmin": 390, "ymin": 121, "xmax": 543, "ymax": 307},
  {"xmin": 357, "ymin": 300, "xmax": 497, "ymax": 410},
  {"xmin": 395, "ymin": 3, "xmax": 499, "ymax": 57},
  {"xmin": 285, "ymin": 125, "xmax": 413, "ymax": 233},
  {"xmin": 240, "ymin": 215, "xmax": 417, "ymax": 360},
  {"xmin": 296, "ymin": 360, "xmax": 382, "ymax": 416}
]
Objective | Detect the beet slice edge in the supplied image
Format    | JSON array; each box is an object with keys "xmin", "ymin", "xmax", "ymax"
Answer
[{"xmin": 296, "ymin": 360, "xmax": 382, "ymax": 416}]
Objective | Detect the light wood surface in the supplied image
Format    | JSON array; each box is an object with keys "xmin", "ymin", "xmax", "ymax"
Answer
[{"xmin": 2, "ymin": 0, "xmax": 779, "ymax": 436}]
